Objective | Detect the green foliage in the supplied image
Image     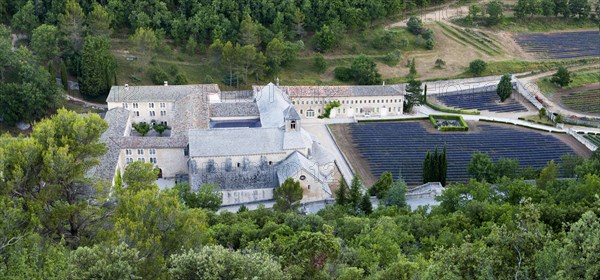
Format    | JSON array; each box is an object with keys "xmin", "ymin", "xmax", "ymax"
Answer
[
  {"xmin": 469, "ymin": 59, "xmax": 487, "ymax": 76},
  {"xmin": 123, "ymin": 161, "xmax": 159, "ymax": 194},
  {"xmin": 152, "ymin": 123, "xmax": 169, "ymax": 136},
  {"xmin": 60, "ymin": 60, "xmax": 69, "ymax": 90},
  {"xmin": 349, "ymin": 175, "xmax": 363, "ymax": 212},
  {"xmin": 313, "ymin": 24, "xmax": 342, "ymax": 52},
  {"xmin": 31, "ymin": 24, "xmax": 59, "ymax": 62},
  {"xmin": 174, "ymin": 73, "xmax": 189, "ymax": 85},
  {"xmin": 407, "ymin": 16, "xmax": 424, "ymax": 35},
  {"xmin": 336, "ymin": 176, "xmax": 350, "ymax": 206},
  {"xmin": 86, "ymin": 3, "xmax": 112, "ymax": 37},
  {"xmin": 370, "ymin": 172, "xmax": 394, "ymax": 199},
  {"xmin": 404, "ymin": 79, "xmax": 423, "ymax": 112},
  {"xmin": 538, "ymin": 107, "xmax": 547, "ymax": 120},
  {"xmin": 486, "ymin": 0, "xmax": 504, "ymax": 25},
  {"xmin": 334, "ymin": 67, "xmax": 353, "ymax": 82},
  {"xmin": 408, "ymin": 58, "xmax": 417, "ymax": 78},
  {"xmin": 129, "ymin": 27, "xmax": 158, "ymax": 61},
  {"xmin": 147, "ymin": 66, "xmax": 168, "ymax": 85},
  {"xmin": 69, "ymin": 243, "xmax": 143, "ymax": 279},
  {"xmin": 384, "ymin": 50, "xmax": 401, "ymax": 66},
  {"xmin": 350, "ymin": 54, "xmax": 382, "ymax": 85},
  {"xmin": 382, "ymin": 179, "xmax": 408, "ymax": 209},
  {"xmin": 468, "ymin": 152, "xmax": 496, "ymax": 182},
  {"xmin": 169, "ymin": 246, "xmax": 288, "ymax": 280},
  {"xmin": 313, "ymin": 53, "xmax": 327, "ymax": 73},
  {"xmin": 320, "ymin": 101, "xmax": 341, "ymax": 118},
  {"xmin": 174, "ymin": 183, "xmax": 223, "ymax": 211},
  {"xmin": 273, "ymin": 178, "xmax": 303, "ymax": 212},
  {"xmin": 497, "ymin": 74, "xmax": 513, "ymax": 102},
  {"xmin": 80, "ymin": 36, "xmax": 116, "ymax": 97},
  {"xmin": 423, "ymin": 145, "xmax": 448, "ymax": 185},
  {"xmin": 435, "ymin": 58, "xmax": 446, "ymax": 68},
  {"xmin": 551, "ymin": 66, "xmax": 572, "ymax": 87},
  {"xmin": 360, "ymin": 193, "xmax": 373, "ymax": 215},
  {"xmin": 10, "ymin": 0, "xmax": 38, "ymax": 34},
  {"xmin": 132, "ymin": 122, "xmax": 151, "ymax": 136},
  {"xmin": 537, "ymin": 160, "xmax": 558, "ymax": 189}
]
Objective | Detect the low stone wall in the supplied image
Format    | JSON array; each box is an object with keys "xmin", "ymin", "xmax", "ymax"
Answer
[{"xmin": 221, "ymin": 188, "xmax": 274, "ymax": 206}]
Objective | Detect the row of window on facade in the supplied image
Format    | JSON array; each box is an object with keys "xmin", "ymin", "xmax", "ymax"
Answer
[
  {"xmin": 293, "ymin": 99, "xmax": 401, "ymax": 105},
  {"xmin": 126, "ymin": 149, "xmax": 156, "ymax": 155},
  {"xmin": 123, "ymin": 102, "xmax": 167, "ymax": 109},
  {"xmin": 299, "ymin": 107, "xmax": 400, "ymax": 117},
  {"xmin": 132, "ymin": 110, "xmax": 167, "ymax": 117},
  {"xmin": 126, "ymin": 157, "xmax": 157, "ymax": 164}
]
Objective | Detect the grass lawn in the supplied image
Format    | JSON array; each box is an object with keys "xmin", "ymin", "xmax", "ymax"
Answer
[
  {"xmin": 522, "ymin": 114, "xmax": 555, "ymax": 126},
  {"xmin": 536, "ymin": 69, "xmax": 600, "ymax": 95}
]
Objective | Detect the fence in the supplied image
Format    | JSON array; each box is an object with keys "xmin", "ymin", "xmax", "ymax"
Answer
[
  {"xmin": 567, "ymin": 129, "xmax": 598, "ymax": 151},
  {"xmin": 512, "ymin": 76, "xmax": 544, "ymax": 110}
]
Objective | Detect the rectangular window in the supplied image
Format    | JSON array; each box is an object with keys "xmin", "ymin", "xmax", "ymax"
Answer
[
  {"xmin": 150, "ymin": 158, "xmax": 157, "ymax": 163},
  {"xmin": 160, "ymin": 102, "xmax": 165, "ymax": 108},
  {"xmin": 149, "ymin": 103, "xmax": 154, "ymax": 108},
  {"xmin": 160, "ymin": 111, "xmax": 166, "ymax": 116},
  {"xmin": 149, "ymin": 149, "xmax": 156, "ymax": 155},
  {"xmin": 134, "ymin": 111, "xmax": 139, "ymax": 117},
  {"xmin": 150, "ymin": 111, "xmax": 155, "ymax": 117},
  {"xmin": 126, "ymin": 157, "xmax": 133, "ymax": 163},
  {"xmin": 123, "ymin": 103, "xmax": 128, "ymax": 108},
  {"xmin": 126, "ymin": 149, "xmax": 132, "ymax": 155},
  {"xmin": 138, "ymin": 149, "xmax": 144, "ymax": 155},
  {"xmin": 133, "ymin": 103, "xmax": 138, "ymax": 108},
  {"xmin": 138, "ymin": 158, "xmax": 145, "ymax": 162}
]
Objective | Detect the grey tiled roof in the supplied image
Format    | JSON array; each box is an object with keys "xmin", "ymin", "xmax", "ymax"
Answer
[
  {"xmin": 210, "ymin": 102, "xmax": 259, "ymax": 118},
  {"xmin": 254, "ymin": 83, "xmax": 292, "ymax": 128},
  {"xmin": 88, "ymin": 108, "xmax": 130, "ymax": 181},
  {"xmin": 283, "ymin": 106, "xmax": 301, "ymax": 120},
  {"xmin": 311, "ymin": 141, "xmax": 335, "ymax": 166},
  {"xmin": 280, "ymin": 85, "xmax": 404, "ymax": 98},
  {"xmin": 283, "ymin": 129, "xmax": 312, "ymax": 150},
  {"xmin": 188, "ymin": 127, "xmax": 287, "ymax": 157},
  {"xmin": 106, "ymin": 84, "xmax": 219, "ymax": 103},
  {"xmin": 277, "ymin": 151, "xmax": 329, "ymax": 185}
]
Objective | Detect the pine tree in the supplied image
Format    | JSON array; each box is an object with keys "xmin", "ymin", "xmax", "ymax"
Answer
[
  {"xmin": 433, "ymin": 147, "xmax": 440, "ymax": 183},
  {"xmin": 349, "ymin": 175, "xmax": 363, "ymax": 211},
  {"xmin": 409, "ymin": 58, "xmax": 417, "ymax": 78},
  {"xmin": 335, "ymin": 175, "xmax": 349, "ymax": 206},
  {"xmin": 114, "ymin": 169, "xmax": 123, "ymax": 193},
  {"xmin": 359, "ymin": 193, "xmax": 372, "ymax": 215}
]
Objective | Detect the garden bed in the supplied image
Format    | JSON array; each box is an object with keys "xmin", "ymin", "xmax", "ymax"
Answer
[{"xmin": 429, "ymin": 115, "xmax": 469, "ymax": 131}]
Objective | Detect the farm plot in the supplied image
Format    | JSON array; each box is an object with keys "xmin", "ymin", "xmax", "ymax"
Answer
[
  {"xmin": 584, "ymin": 134, "xmax": 600, "ymax": 147},
  {"xmin": 514, "ymin": 31, "xmax": 600, "ymax": 59},
  {"xmin": 560, "ymin": 88, "xmax": 600, "ymax": 114},
  {"xmin": 437, "ymin": 22, "xmax": 503, "ymax": 56},
  {"xmin": 349, "ymin": 121, "xmax": 577, "ymax": 185},
  {"xmin": 434, "ymin": 91, "xmax": 528, "ymax": 113}
]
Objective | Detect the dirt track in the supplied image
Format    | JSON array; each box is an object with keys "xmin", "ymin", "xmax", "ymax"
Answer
[{"xmin": 328, "ymin": 124, "xmax": 377, "ymax": 187}]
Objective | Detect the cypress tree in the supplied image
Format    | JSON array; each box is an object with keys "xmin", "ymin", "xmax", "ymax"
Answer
[
  {"xmin": 359, "ymin": 193, "xmax": 373, "ymax": 215},
  {"xmin": 336, "ymin": 175, "xmax": 349, "ymax": 206},
  {"xmin": 423, "ymin": 151, "xmax": 431, "ymax": 183},
  {"xmin": 349, "ymin": 175, "xmax": 363, "ymax": 211}
]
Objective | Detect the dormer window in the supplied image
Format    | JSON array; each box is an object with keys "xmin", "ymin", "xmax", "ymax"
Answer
[{"xmin": 290, "ymin": 120, "xmax": 296, "ymax": 130}]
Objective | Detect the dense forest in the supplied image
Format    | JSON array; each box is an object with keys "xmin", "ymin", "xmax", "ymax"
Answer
[{"xmin": 1, "ymin": 108, "xmax": 600, "ymax": 279}]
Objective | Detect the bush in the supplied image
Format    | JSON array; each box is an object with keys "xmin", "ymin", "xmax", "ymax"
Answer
[
  {"xmin": 425, "ymin": 38, "xmax": 435, "ymax": 50},
  {"xmin": 435, "ymin": 58, "xmax": 446, "ymax": 68},
  {"xmin": 469, "ymin": 59, "xmax": 487, "ymax": 76},
  {"xmin": 147, "ymin": 66, "xmax": 169, "ymax": 85},
  {"xmin": 407, "ymin": 16, "xmax": 424, "ymax": 35},
  {"xmin": 384, "ymin": 50, "xmax": 400, "ymax": 66},
  {"xmin": 174, "ymin": 73, "xmax": 189, "ymax": 85},
  {"xmin": 334, "ymin": 67, "xmax": 353, "ymax": 82},
  {"xmin": 313, "ymin": 53, "xmax": 327, "ymax": 73}
]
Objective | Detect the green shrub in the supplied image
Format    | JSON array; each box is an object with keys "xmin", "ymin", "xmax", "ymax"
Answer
[
  {"xmin": 334, "ymin": 67, "xmax": 353, "ymax": 82},
  {"xmin": 147, "ymin": 66, "xmax": 169, "ymax": 85},
  {"xmin": 426, "ymin": 101, "xmax": 480, "ymax": 115}
]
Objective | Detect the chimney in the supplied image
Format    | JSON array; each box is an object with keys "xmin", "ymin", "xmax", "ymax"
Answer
[
  {"xmin": 276, "ymin": 77, "xmax": 279, "ymax": 86},
  {"xmin": 164, "ymin": 81, "xmax": 168, "ymax": 86},
  {"xmin": 382, "ymin": 81, "xmax": 385, "ymax": 86},
  {"xmin": 124, "ymin": 84, "xmax": 129, "ymax": 90}
]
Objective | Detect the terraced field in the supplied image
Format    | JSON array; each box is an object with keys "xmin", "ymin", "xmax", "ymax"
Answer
[
  {"xmin": 514, "ymin": 31, "xmax": 600, "ymax": 59},
  {"xmin": 435, "ymin": 91, "xmax": 528, "ymax": 113},
  {"xmin": 584, "ymin": 134, "xmax": 600, "ymax": 147},
  {"xmin": 349, "ymin": 121, "xmax": 578, "ymax": 185},
  {"xmin": 560, "ymin": 88, "xmax": 600, "ymax": 114},
  {"xmin": 436, "ymin": 22, "xmax": 503, "ymax": 56}
]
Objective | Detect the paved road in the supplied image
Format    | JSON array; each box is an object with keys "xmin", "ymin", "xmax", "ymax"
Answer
[{"xmin": 302, "ymin": 119, "xmax": 355, "ymax": 186}]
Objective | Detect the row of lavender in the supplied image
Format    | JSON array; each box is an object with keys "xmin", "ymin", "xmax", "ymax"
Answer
[{"xmin": 515, "ymin": 31, "xmax": 600, "ymax": 59}]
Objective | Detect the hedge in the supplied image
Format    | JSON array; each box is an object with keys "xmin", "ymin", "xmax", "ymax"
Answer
[
  {"xmin": 429, "ymin": 114, "xmax": 469, "ymax": 131},
  {"xmin": 425, "ymin": 101, "xmax": 480, "ymax": 115},
  {"xmin": 358, "ymin": 116, "xmax": 429, "ymax": 123}
]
